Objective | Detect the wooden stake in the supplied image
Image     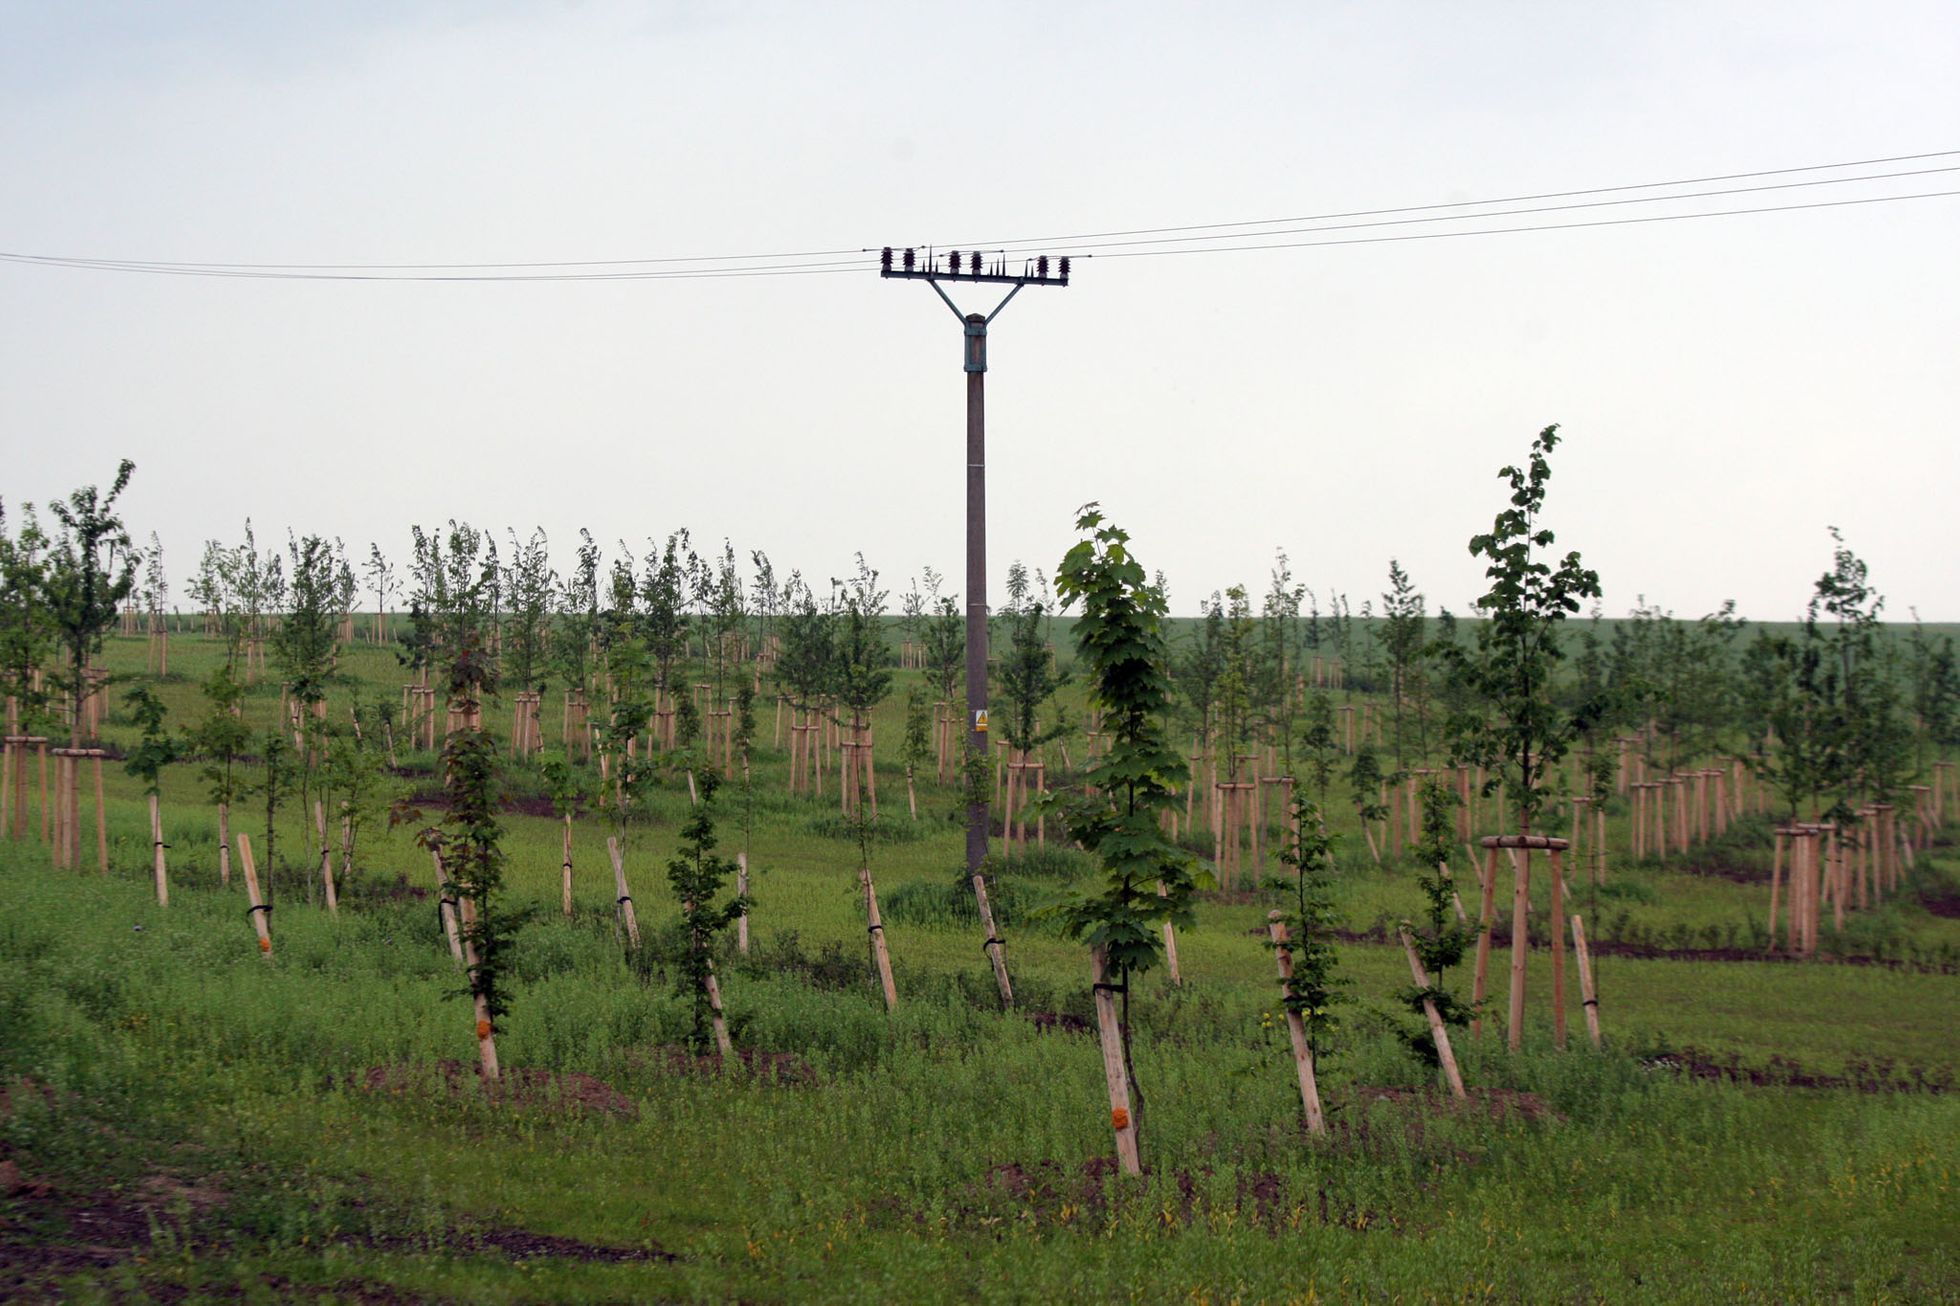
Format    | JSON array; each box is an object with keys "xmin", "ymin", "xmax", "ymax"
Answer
[
  {"xmin": 1158, "ymin": 879, "xmax": 1181, "ymax": 986},
  {"xmin": 1090, "ymin": 947, "xmax": 1142, "ymax": 1175},
  {"xmin": 704, "ymin": 963, "xmax": 734, "ymax": 1059},
  {"xmin": 429, "ymin": 848, "xmax": 466, "ymax": 964},
  {"xmin": 150, "ymin": 793, "xmax": 168, "ymax": 906},
  {"xmin": 1508, "ymin": 844, "xmax": 1531, "ymax": 1052},
  {"xmin": 91, "ymin": 753, "xmax": 107, "ymax": 875},
  {"xmin": 1550, "ymin": 847, "xmax": 1566, "ymax": 1050},
  {"xmin": 1471, "ymin": 844, "xmax": 1498, "ymax": 1040},
  {"xmin": 217, "ymin": 801, "xmax": 231, "ymax": 887},
  {"xmin": 1398, "ymin": 926, "xmax": 1467, "ymax": 1098},
  {"xmin": 313, "ymin": 800, "xmax": 338, "ymax": 915},
  {"xmin": 1267, "ymin": 913, "xmax": 1328, "ymax": 1133},
  {"xmin": 237, "ymin": 833, "xmax": 272, "ymax": 959},
  {"xmin": 861, "ymin": 865, "xmax": 897, "ymax": 1010},
  {"xmin": 606, "ymin": 836, "xmax": 641, "ymax": 949},
  {"xmin": 561, "ymin": 813, "xmax": 574, "ymax": 918},
  {"xmin": 1571, "ymin": 914, "xmax": 1602, "ymax": 1049},
  {"xmin": 456, "ymin": 894, "xmax": 501, "ymax": 1083},
  {"xmin": 974, "ymin": 872, "xmax": 1013, "ymax": 1006},
  {"xmin": 735, "ymin": 852, "xmax": 751, "ymax": 955}
]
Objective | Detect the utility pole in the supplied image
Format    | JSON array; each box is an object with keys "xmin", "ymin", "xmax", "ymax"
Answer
[{"xmin": 880, "ymin": 244, "xmax": 1070, "ymax": 905}]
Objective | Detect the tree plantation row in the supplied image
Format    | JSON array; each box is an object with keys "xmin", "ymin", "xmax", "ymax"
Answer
[{"xmin": 2, "ymin": 427, "xmax": 1957, "ymax": 1180}]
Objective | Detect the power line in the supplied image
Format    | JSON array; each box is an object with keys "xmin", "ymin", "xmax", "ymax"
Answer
[
  {"xmin": 2, "ymin": 148, "xmax": 1953, "ymax": 281},
  {"xmin": 0, "ymin": 252, "xmax": 878, "ymax": 281},
  {"xmin": 1087, "ymin": 188, "xmax": 1960, "ymax": 260},
  {"xmin": 1001, "ymin": 166, "xmax": 1959, "ymax": 256},
  {"xmin": 954, "ymin": 148, "xmax": 1960, "ymax": 249}
]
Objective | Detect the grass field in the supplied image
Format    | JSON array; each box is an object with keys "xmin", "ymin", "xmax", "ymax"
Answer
[{"xmin": 1, "ymin": 631, "xmax": 1956, "ymax": 1302}]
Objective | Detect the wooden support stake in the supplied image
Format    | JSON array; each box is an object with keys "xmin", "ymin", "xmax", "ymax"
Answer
[
  {"xmin": 237, "ymin": 833, "xmax": 272, "ymax": 959},
  {"xmin": 313, "ymin": 800, "xmax": 338, "ymax": 915},
  {"xmin": 861, "ymin": 865, "xmax": 898, "ymax": 1010},
  {"xmin": 91, "ymin": 753, "xmax": 108, "ymax": 875},
  {"xmin": 1398, "ymin": 926, "xmax": 1467, "ymax": 1098},
  {"xmin": 561, "ymin": 812, "xmax": 574, "ymax": 918},
  {"xmin": 217, "ymin": 801, "xmax": 231, "ymax": 887},
  {"xmin": 456, "ymin": 894, "xmax": 501, "ymax": 1083},
  {"xmin": 1267, "ymin": 913, "xmax": 1328, "ymax": 1133},
  {"xmin": 974, "ymin": 872, "xmax": 1013, "ymax": 1006},
  {"xmin": 1090, "ymin": 947, "xmax": 1143, "ymax": 1174},
  {"xmin": 150, "ymin": 792, "xmax": 168, "ymax": 906},
  {"xmin": 735, "ymin": 852, "xmax": 751, "ymax": 955},
  {"xmin": 1508, "ymin": 844, "xmax": 1531, "ymax": 1052},
  {"xmin": 1471, "ymin": 844, "xmax": 1499, "ymax": 1040},
  {"xmin": 606, "ymin": 836, "xmax": 641, "ymax": 949},
  {"xmin": 429, "ymin": 848, "xmax": 466, "ymax": 964},
  {"xmin": 1157, "ymin": 878, "xmax": 1181, "ymax": 985},
  {"xmin": 1571, "ymin": 914, "xmax": 1602, "ymax": 1048},
  {"xmin": 1549, "ymin": 848, "xmax": 1567, "ymax": 1050}
]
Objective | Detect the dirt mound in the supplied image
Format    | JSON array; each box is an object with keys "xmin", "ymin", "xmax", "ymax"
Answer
[
  {"xmin": 1646, "ymin": 1048, "xmax": 1952, "ymax": 1093},
  {"xmin": 358, "ymin": 1062, "xmax": 638, "ymax": 1116},
  {"xmin": 1024, "ymin": 1010, "xmax": 1091, "ymax": 1035},
  {"xmin": 1355, "ymin": 1084, "xmax": 1558, "ymax": 1123},
  {"xmin": 640, "ymin": 1045, "xmax": 816, "ymax": 1085}
]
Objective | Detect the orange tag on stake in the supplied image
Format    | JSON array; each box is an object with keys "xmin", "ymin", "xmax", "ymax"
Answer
[
  {"xmin": 258, "ymin": 937, "xmax": 271, "ymax": 953},
  {"xmin": 476, "ymin": 1019, "xmax": 492, "ymax": 1041},
  {"xmin": 1111, "ymin": 1107, "xmax": 1130, "ymax": 1131}
]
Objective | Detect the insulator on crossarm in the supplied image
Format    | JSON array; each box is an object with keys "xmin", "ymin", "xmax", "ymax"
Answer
[
  {"xmin": 949, "ymin": 251, "xmax": 962, "ymax": 274},
  {"xmin": 1036, "ymin": 255, "xmax": 1049, "ymax": 278},
  {"xmin": 880, "ymin": 247, "xmax": 893, "ymax": 270},
  {"xmin": 1058, "ymin": 256, "xmax": 1071, "ymax": 281},
  {"xmin": 903, "ymin": 247, "xmax": 916, "ymax": 270}
]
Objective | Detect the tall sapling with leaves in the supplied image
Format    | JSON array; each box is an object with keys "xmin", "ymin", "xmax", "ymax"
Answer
[
  {"xmin": 1051, "ymin": 506, "xmax": 1197, "ymax": 1176},
  {"xmin": 666, "ymin": 769, "xmax": 746, "ymax": 1057},
  {"xmin": 123, "ymin": 685, "xmax": 178, "ymax": 901}
]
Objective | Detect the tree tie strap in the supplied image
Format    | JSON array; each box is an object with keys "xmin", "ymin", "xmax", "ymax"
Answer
[
  {"xmin": 867, "ymin": 923, "xmax": 884, "ymax": 935},
  {"xmin": 1091, "ymin": 981, "xmax": 1128, "ymax": 996},
  {"xmin": 616, "ymin": 895, "xmax": 632, "ymax": 907},
  {"xmin": 1582, "ymin": 998, "xmax": 1599, "ymax": 1008},
  {"xmin": 246, "ymin": 904, "xmax": 273, "ymax": 919},
  {"xmin": 982, "ymin": 936, "xmax": 1004, "ymax": 955}
]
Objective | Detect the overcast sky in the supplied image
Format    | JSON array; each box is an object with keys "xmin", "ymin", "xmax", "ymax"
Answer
[{"xmin": 3, "ymin": 2, "xmax": 1956, "ymax": 624}]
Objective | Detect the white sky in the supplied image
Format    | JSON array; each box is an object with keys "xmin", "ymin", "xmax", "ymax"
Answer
[{"xmin": 3, "ymin": 2, "xmax": 1956, "ymax": 622}]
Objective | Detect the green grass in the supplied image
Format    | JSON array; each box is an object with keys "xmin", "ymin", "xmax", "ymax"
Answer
[{"xmin": 1, "ymin": 632, "xmax": 1956, "ymax": 1301}]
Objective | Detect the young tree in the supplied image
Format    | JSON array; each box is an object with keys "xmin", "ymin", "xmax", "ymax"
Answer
[
  {"xmin": 1176, "ymin": 593, "xmax": 1226, "ymax": 751},
  {"xmin": 186, "ymin": 664, "xmax": 252, "ymax": 885},
  {"xmin": 1259, "ymin": 551, "xmax": 1306, "ymax": 775},
  {"xmin": 1381, "ymin": 559, "xmax": 1428, "ymax": 767},
  {"xmin": 41, "ymin": 460, "xmax": 139, "ymax": 745},
  {"xmin": 706, "ymin": 540, "xmax": 747, "ymax": 705},
  {"xmin": 1399, "ymin": 779, "xmax": 1473, "ymax": 1073},
  {"xmin": 123, "ymin": 685, "xmax": 179, "ymax": 900},
  {"xmin": 1051, "ymin": 506, "xmax": 1197, "ymax": 1173},
  {"xmin": 365, "ymin": 543, "xmax": 397, "ymax": 647},
  {"xmin": 666, "ymin": 769, "xmax": 746, "ymax": 1055},
  {"xmin": 832, "ymin": 555, "xmax": 894, "ymax": 809},
  {"xmin": 1443, "ymin": 426, "xmax": 1603, "ymax": 836},
  {"xmin": 642, "ymin": 530, "xmax": 693, "ymax": 716},
  {"xmin": 412, "ymin": 521, "xmax": 511, "ymax": 1083},
  {"xmin": 274, "ymin": 534, "xmax": 344, "ymax": 707},
  {"xmin": 776, "ymin": 574, "xmax": 835, "ymax": 727},
  {"xmin": 992, "ymin": 561, "xmax": 1069, "ymax": 766},
  {"xmin": 1212, "ymin": 585, "xmax": 1259, "ymax": 784},
  {"xmin": 501, "ymin": 527, "xmax": 555, "ymax": 694},
  {"xmin": 552, "ymin": 530, "xmax": 601, "ymax": 699},
  {"xmin": 0, "ymin": 501, "xmax": 54, "ymax": 732},
  {"xmin": 1267, "ymin": 798, "xmax": 1346, "ymax": 1129}
]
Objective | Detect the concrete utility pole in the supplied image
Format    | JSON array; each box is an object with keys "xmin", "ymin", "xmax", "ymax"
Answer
[{"xmin": 879, "ymin": 246, "xmax": 1070, "ymax": 883}]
